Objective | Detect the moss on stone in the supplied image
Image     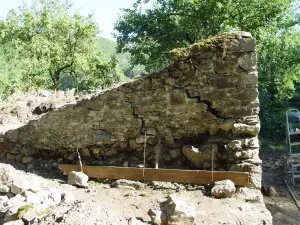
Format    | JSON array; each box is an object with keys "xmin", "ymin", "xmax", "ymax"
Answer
[
  {"xmin": 170, "ymin": 48, "xmax": 189, "ymax": 61},
  {"xmin": 171, "ymin": 31, "xmax": 249, "ymax": 61},
  {"xmin": 38, "ymin": 207, "xmax": 53, "ymax": 216},
  {"xmin": 17, "ymin": 204, "xmax": 34, "ymax": 219}
]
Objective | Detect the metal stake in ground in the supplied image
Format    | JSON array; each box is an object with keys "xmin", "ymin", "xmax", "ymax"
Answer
[
  {"xmin": 154, "ymin": 139, "xmax": 162, "ymax": 169},
  {"xmin": 76, "ymin": 148, "xmax": 83, "ymax": 172}
]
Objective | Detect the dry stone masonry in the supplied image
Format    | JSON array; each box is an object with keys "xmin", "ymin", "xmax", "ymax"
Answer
[{"xmin": 0, "ymin": 31, "xmax": 261, "ymax": 188}]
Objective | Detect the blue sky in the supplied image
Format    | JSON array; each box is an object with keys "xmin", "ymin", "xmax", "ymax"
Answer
[{"xmin": 0, "ymin": 0, "xmax": 150, "ymax": 40}]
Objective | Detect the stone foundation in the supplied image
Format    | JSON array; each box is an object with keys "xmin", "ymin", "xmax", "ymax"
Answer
[{"xmin": 0, "ymin": 31, "xmax": 261, "ymax": 188}]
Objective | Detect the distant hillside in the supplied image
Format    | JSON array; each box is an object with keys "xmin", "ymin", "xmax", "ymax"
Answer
[
  {"xmin": 98, "ymin": 37, "xmax": 145, "ymax": 78},
  {"xmin": 98, "ymin": 37, "xmax": 117, "ymax": 56}
]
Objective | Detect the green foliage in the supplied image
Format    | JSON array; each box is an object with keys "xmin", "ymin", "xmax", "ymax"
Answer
[
  {"xmin": 258, "ymin": 28, "xmax": 300, "ymax": 140},
  {"xmin": 98, "ymin": 37, "xmax": 145, "ymax": 78},
  {"xmin": 0, "ymin": 0, "xmax": 122, "ymax": 97},
  {"xmin": 114, "ymin": 0, "xmax": 295, "ymax": 70},
  {"xmin": 258, "ymin": 29, "xmax": 300, "ymax": 104}
]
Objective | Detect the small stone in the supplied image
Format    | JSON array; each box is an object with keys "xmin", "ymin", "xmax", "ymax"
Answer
[
  {"xmin": 67, "ymin": 171, "xmax": 88, "ymax": 187},
  {"xmin": 0, "ymin": 195, "xmax": 9, "ymax": 213},
  {"xmin": 148, "ymin": 209, "xmax": 164, "ymax": 225},
  {"xmin": 4, "ymin": 203, "xmax": 27, "ymax": 223},
  {"xmin": 165, "ymin": 77, "xmax": 176, "ymax": 86},
  {"xmin": 161, "ymin": 194, "xmax": 196, "ymax": 225},
  {"xmin": 15, "ymin": 154, "xmax": 23, "ymax": 162},
  {"xmin": 21, "ymin": 156, "xmax": 33, "ymax": 164},
  {"xmin": 21, "ymin": 148, "xmax": 37, "ymax": 157},
  {"xmin": 0, "ymin": 184, "xmax": 10, "ymax": 193},
  {"xmin": 129, "ymin": 139, "xmax": 138, "ymax": 149},
  {"xmin": 145, "ymin": 127, "xmax": 156, "ymax": 135},
  {"xmin": 111, "ymin": 179, "xmax": 145, "ymax": 190},
  {"xmin": 0, "ymin": 164, "xmax": 17, "ymax": 186},
  {"xmin": 238, "ymin": 203, "xmax": 252, "ymax": 212},
  {"xmin": 219, "ymin": 119, "xmax": 235, "ymax": 132},
  {"xmin": 232, "ymin": 123, "xmax": 260, "ymax": 136},
  {"xmin": 11, "ymin": 179, "xmax": 29, "ymax": 195},
  {"xmin": 22, "ymin": 207, "xmax": 37, "ymax": 222},
  {"xmin": 136, "ymin": 136, "xmax": 148, "ymax": 144},
  {"xmin": 7, "ymin": 195, "xmax": 25, "ymax": 208},
  {"xmin": 211, "ymin": 179, "xmax": 236, "ymax": 198},
  {"xmin": 165, "ymin": 135, "xmax": 175, "ymax": 146}
]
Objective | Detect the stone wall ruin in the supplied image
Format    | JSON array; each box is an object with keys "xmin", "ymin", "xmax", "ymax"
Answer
[{"xmin": 0, "ymin": 32, "xmax": 261, "ymax": 188}]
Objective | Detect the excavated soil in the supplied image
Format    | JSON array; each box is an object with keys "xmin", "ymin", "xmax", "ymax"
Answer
[{"xmin": 260, "ymin": 148, "xmax": 300, "ymax": 225}]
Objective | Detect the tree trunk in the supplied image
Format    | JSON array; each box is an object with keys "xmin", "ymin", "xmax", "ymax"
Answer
[{"xmin": 54, "ymin": 71, "xmax": 60, "ymax": 91}]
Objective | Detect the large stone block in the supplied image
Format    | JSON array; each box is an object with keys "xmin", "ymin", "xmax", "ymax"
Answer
[{"xmin": 182, "ymin": 144, "xmax": 217, "ymax": 169}]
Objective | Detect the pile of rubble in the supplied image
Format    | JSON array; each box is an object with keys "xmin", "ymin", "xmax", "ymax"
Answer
[{"xmin": 0, "ymin": 163, "xmax": 76, "ymax": 224}]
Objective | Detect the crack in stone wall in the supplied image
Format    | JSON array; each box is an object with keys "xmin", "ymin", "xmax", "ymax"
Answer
[{"xmin": 0, "ymin": 31, "xmax": 261, "ymax": 188}]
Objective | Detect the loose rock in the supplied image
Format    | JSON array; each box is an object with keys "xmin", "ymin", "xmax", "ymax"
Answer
[
  {"xmin": 211, "ymin": 179, "xmax": 236, "ymax": 198},
  {"xmin": 0, "ymin": 184, "xmax": 10, "ymax": 193},
  {"xmin": 67, "ymin": 171, "xmax": 89, "ymax": 187},
  {"xmin": 111, "ymin": 179, "xmax": 145, "ymax": 190},
  {"xmin": 11, "ymin": 179, "xmax": 29, "ymax": 195},
  {"xmin": 160, "ymin": 194, "xmax": 196, "ymax": 225}
]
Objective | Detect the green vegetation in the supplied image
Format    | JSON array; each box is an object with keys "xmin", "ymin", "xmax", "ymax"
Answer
[
  {"xmin": 17, "ymin": 204, "xmax": 34, "ymax": 219},
  {"xmin": 0, "ymin": 0, "xmax": 126, "ymax": 99},
  {"xmin": 38, "ymin": 207, "xmax": 53, "ymax": 216},
  {"xmin": 98, "ymin": 37, "xmax": 145, "ymax": 78},
  {"xmin": 114, "ymin": 0, "xmax": 295, "ymax": 71}
]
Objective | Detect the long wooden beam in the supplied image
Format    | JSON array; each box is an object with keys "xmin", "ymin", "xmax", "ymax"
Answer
[{"xmin": 59, "ymin": 164, "xmax": 249, "ymax": 186}]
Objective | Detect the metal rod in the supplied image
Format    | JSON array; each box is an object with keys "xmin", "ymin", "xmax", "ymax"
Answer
[
  {"xmin": 283, "ymin": 178, "xmax": 300, "ymax": 211},
  {"xmin": 76, "ymin": 148, "xmax": 83, "ymax": 172}
]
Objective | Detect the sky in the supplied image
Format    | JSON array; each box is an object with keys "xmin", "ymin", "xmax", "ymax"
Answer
[{"xmin": 0, "ymin": 0, "xmax": 150, "ymax": 40}]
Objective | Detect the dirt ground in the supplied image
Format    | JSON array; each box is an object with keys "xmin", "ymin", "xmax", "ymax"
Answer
[{"xmin": 260, "ymin": 148, "xmax": 300, "ymax": 225}]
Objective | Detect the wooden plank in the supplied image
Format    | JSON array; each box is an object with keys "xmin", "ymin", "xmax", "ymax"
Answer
[{"xmin": 59, "ymin": 164, "xmax": 249, "ymax": 186}]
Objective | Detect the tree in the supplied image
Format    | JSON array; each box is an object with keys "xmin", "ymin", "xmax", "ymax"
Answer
[
  {"xmin": 98, "ymin": 37, "xmax": 145, "ymax": 78},
  {"xmin": 114, "ymin": 0, "xmax": 295, "ymax": 71},
  {"xmin": 0, "ymin": 0, "xmax": 114, "ymax": 91}
]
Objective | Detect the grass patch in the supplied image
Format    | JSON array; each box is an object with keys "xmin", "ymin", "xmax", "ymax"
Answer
[
  {"xmin": 260, "ymin": 137, "xmax": 300, "ymax": 153},
  {"xmin": 260, "ymin": 138, "xmax": 286, "ymax": 151}
]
